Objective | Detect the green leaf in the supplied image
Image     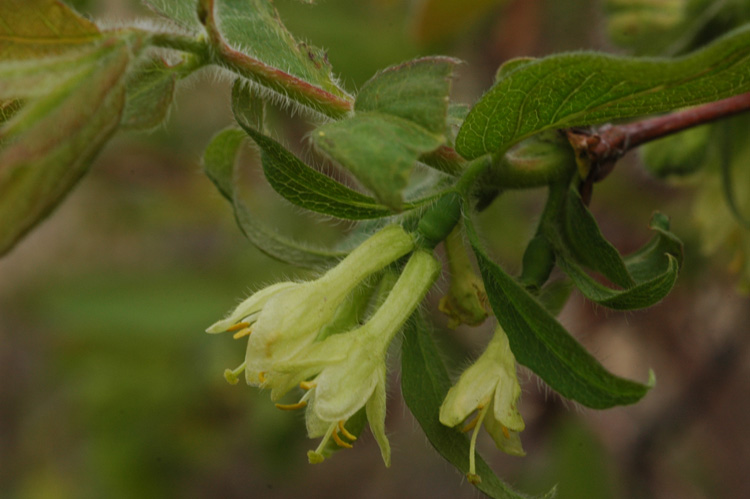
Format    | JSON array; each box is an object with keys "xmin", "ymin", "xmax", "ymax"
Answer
[
  {"xmin": 200, "ymin": 0, "xmax": 352, "ymax": 117},
  {"xmin": 121, "ymin": 56, "xmax": 177, "ymax": 130},
  {"xmin": 0, "ymin": 42, "xmax": 130, "ymax": 256},
  {"xmin": 456, "ymin": 24, "xmax": 750, "ymax": 159},
  {"xmin": 541, "ymin": 186, "xmax": 683, "ymax": 310},
  {"xmin": 143, "ymin": 0, "xmax": 204, "ymax": 33},
  {"xmin": 560, "ymin": 187, "xmax": 634, "ymax": 289},
  {"xmin": 355, "ymin": 56, "xmax": 459, "ymax": 135},
  {"xmin": 401, "ymin": 314, "xmax": 550, "ymax": 499},
  {"xmin": 465, "ymin": 216, "xmax": 653, "ymax": 409},
  {"xmin": 313, "ymin": 113, "xmax": 443, "ymax": 209},
  {"xmin": 0, "ymin": 0, "xmax": 101, "ymax": 59},
  {"xmin": 202, "ymin": 127, "xmax": 347, "ymax": 268},
  {"xmin": 238, "ymin": 123, "xmax": 399, "ymax": 220}
]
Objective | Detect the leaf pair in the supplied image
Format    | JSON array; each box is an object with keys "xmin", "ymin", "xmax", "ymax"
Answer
[
  {"xmin": 540, "ymin": 185, "xmax": 683, "ymax": 311},
  {"xmin": 312, "ymin": 57, "xmax": 459, "ymax": 209}
]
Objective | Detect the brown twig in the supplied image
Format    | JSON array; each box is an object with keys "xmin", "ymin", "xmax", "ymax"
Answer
[{"xmin": 566, "ymin": 92, "xmax": 750, "ymax": 203}]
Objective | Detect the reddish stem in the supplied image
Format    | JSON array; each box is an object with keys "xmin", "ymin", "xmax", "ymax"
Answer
[{"xmin": 567, "ymin": 92, "xmax": 750, "ymax": 202}]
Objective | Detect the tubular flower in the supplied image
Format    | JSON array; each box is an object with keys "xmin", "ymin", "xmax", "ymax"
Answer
[
  {"xmin": 272, "ymin": 250, "xmax": 441, "ymax": 466},
  {"xmin": 439, "ymin": 325, "xmax": 525, "ymax": 484},
  {"xmin": 206, "ymin": 225, "xmax": 415, "ymax": 384}
]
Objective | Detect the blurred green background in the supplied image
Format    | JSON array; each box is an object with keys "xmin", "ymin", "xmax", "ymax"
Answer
[{"xmin": 2, "ymin": 1, "xmax": 750, "ymax": 498}]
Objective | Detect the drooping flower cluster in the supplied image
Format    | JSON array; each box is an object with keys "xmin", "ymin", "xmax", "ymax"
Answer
[
  {"xmin": 439, "ymin": 324, "xmax": 525, "ymax": 483},
  {"xmin": 207, "ymin": 225, "xmax": 440, "ymax": 465}
]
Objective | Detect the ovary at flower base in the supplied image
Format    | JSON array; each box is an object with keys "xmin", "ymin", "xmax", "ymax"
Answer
[
  {"xmin": 206, "ymin": 224, "xmax": 415, "ymax": 385},
  {"xmin": 439, "ymin": 324, "xmax": 525, "ymax": 484}
]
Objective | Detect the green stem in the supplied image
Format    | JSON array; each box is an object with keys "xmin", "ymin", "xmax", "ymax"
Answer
[
  {"xmin": 455, "ymin": 155, "xmax": 493, "ymax": 197},
  {"xmin": 148, "ymin": 32, "xmax": 211, "ymax": 58}
]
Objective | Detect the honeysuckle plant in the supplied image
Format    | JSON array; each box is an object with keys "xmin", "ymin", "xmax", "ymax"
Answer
[{"xmin": 4, "ymin": 1, "xmax": 750, "ymax": 497}]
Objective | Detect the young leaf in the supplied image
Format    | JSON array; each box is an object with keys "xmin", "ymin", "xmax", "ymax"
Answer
[
  {"xmin": 143, "ymin": 0, "xmax": 204, "ymax": 33},
  {"xmin": 401, "ymin": 314, "xmax": 550, "ymax": 499},
  {"xmin": 313, "ymin": 113, "xmax": 443, "ymax": 209},
  {"xmin": 0, "ymin": 0, "xmax": 101, "ymax": 59},
  {"xmin": 456, "ymin": 24, "xmax": 750, "ymax": 159},
  {"xmin": 202, "ymin": 127, "xmax": 347, "ymax": 268},
  {"xmin": 0, "ymin": 42, "xmax": 130, "ymax": 256},
  {"xmin": 355, "ymin": 56, "xmax": 460, "ymax": 135},
  {"xmin": 121, "ymin": 56, "xmax": 177, "ymax": 130},
  {"xmin": 199, "ymin": 0, "xmax": 352, "ymax": 118},
  {"xmin": 465, "ymin": 217, "xmax": 653, "ymax": 409}
]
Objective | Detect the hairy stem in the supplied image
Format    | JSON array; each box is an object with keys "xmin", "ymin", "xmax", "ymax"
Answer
[{"xmin": 148, "ymin": 32, "xmax": 211, "ymax": 59}]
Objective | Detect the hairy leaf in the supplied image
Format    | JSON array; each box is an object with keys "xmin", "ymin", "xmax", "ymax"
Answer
[
  {"xmin": 239, "ymin": 123, "xmax": 399, "ymax": 220},
  {"xmin": 200, "ymin": 0, "xmax": 352, "ymax": 117},
  {"xmin": 0, "ymin": 42, "xmax": 130, "ymax": 256},
  {"xmin": 121, "ymin": 56, "xmax": 177, "ymax": 130},
  {"xmin": 456, "ymin": 24, "xmax": 750, "ymax": 158},
  {"xmin": 401, "ymin": 315, "xmax": 550, "ymax": 499},
  {"xmin": 466, "ymin": 217, "xmax": 653, "ymax": 409},
  {"xmin": 0, "ymin": 0, "xmax": 101, "ymax": 59},
  {"xmin": 313, "ymin": 113, "xmax": 443, "ymax": 209},
  {"xmin": 202, "ymin": 127, "xmax": 346, "ymax": 268},
  {"xmin": 355, "ymin": 56, "xmax": 459, "ymax": 135}
]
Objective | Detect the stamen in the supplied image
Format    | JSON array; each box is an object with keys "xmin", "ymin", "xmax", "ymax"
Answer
[
  {"xmin": 332, "ymin": 426, "xmax": 353, "ymax": 449},
  {"xmin": 223, "ymin": 362, "xmax": 246, "ymax": 385},
  {"xmin": 232, "ymin": 328, "xmax": 252, "ymax": 339},
  {"xmin": 299, "ymin": 381, "xmax": 317, "ymax": 390},
  {"xmin": 338, "ymin": 420, "xmax": 357, "ymax": 441},
  {"xmin": 275, "ymin": 401, "xmax": 308, "ymax": 411},
  {"xmin": 258, "ymin": 372, "xmax": 267, "ymax": 383},
  {"xmin": 467, "ymin": 404, "xmax": 489, "ymax": 485},
  {"xmin": 502, "ymin": 425, "xmax": 510, "ymax": 440},
  {"xmin": 226, "ymin": 321, "xmax": 251, "ymax": 332}
]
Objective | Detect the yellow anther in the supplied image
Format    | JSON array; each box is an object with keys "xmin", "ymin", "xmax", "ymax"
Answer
[
  {"xmin": 501, "ymin": 424, "xmax": 510, "ymax": 440},
  {"xmin": 332, "ymin": 427, "xmax": 353, "ymax": 449},
  {"xmin": 223, "ymin": 362, "xmax": 246, "ymax": 385},
  {"xmin": 461, "ymin": 411, "xmax": 481, "ymax": 433},
  {"xmin": 226, "ymin": 321, "xmax": 251, "ymax": 332},
  {"xmin": 258, "ymin": 372, "xmax": 267, "ymax": 383},
  {"xmin": 232, "ymin": 328, "xmax": 252, "ymax": 339},
  {"xmin": 299, "ymin": 381, "xmax": 317, "ymax": 390},
  {"xmin": 275, "ymin": 401, "xmax": 308, "ymax": 411},
  {"xmin": 338, "ymin": 420, "xmax": 357, "ymax": 441}
]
